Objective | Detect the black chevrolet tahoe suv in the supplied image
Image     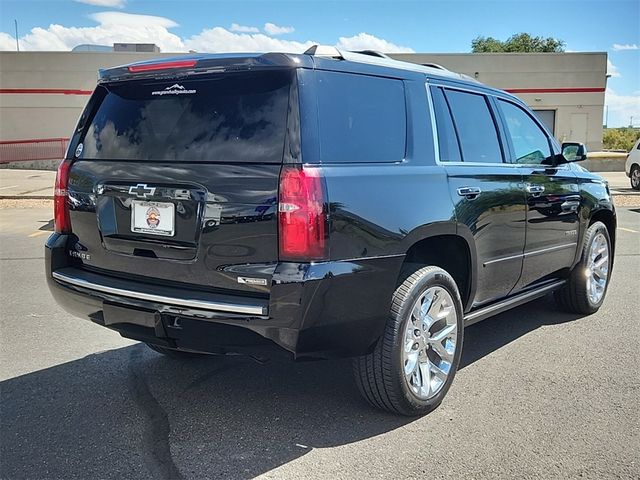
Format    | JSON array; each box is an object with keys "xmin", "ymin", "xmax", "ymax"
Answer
[{"xmin": 47, "ymin": 46, "xmax": 616, "ymax": 416}]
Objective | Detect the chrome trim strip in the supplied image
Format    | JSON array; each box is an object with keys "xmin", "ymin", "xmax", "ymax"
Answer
[
  {"xmin": 425, "ymin": 83, "xmax": 440, "ymax": 164},
  {"xmin": 524, "ymin": 242, "xmax": 577, "ymax": 258},
  {"xmin": 464, "ymin": 280, "xmax": 565, "ymax": 325},
  {"xmin": 52, "ymin": 271, "xmax": 266, "ymax": 316},
  {"xmin": 484, "ymin": 243, "xmax": 577, "ymax": 266}
]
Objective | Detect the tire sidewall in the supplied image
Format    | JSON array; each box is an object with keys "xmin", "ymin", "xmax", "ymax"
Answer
[{"xmin": 390, "ymin": 268, "xmax": 464, "ymax": 414}]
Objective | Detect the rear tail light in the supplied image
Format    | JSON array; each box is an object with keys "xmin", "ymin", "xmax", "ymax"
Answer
[
  {"xmin": 278, "ymin": 166, "xmax": 328, "ymax": 261},
  {"xmin": 128, "ymin": 60, "xmax": 197, "ymax": 73},
  {"xmin": 54, "ymin": 159, "xmax": 72, "ymax": 234}
]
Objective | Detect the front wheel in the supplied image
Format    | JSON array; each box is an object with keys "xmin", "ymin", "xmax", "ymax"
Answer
[
  {"xmin": 555, "ymin": 221, "xmax": 612, "ymax": 314},
  {"xmin": 353, "ymin": 266, "xmax": 464, "ymax": 416},
  {"xmin": 631, "ymin": 165, "xmax": 640, "ymax": 191}
]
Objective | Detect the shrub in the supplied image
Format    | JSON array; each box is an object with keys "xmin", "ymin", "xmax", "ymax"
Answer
[{"xmin": 602, "ymin": 128, "xmax": 640, "ymax": 151}]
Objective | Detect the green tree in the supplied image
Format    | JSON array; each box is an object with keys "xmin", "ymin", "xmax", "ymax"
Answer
[{"xmin": 472, "ymin": 33, "xmax": 565, "ymax": 53}]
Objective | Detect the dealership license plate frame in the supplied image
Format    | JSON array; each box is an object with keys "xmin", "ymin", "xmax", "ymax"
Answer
[{"xmin": 131, "ymin": 200, "xmax": 175, "ymax": 237}]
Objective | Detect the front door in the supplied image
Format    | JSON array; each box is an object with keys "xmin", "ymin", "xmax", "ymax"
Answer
[
  {"xmin": 430, "ymin": 85, "xmax": 526, "ymax": 307},
  {"xmin": 495, "ymin": 98, "xmax": 580, "ymax": 291}
]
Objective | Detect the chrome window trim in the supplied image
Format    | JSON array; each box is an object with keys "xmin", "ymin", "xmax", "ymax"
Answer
[
  {"xmin": 425, "ymin": 79, "xmax": 566, "ymax": 169},
  {"xmin": 52, "ymin": 270, "xmax": 267, "ymax": 316}
]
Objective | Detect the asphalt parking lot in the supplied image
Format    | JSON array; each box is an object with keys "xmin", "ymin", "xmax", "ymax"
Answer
[{"xmin": 0, "ymin": 202, "xmax": 639, "ymax": 479}]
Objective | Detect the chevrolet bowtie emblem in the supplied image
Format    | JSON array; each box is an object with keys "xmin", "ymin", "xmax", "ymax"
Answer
[{"xmin": 129, "ymin": 183, "xmax": 156, "ymax": 198}]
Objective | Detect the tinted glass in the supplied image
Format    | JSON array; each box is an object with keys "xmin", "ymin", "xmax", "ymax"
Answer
[
  {"xmin": 430, "ymin": 87, "xmax": 462, "ymax": 162},
  {"xmin": 499, "ymin": 99, "xmax": 551, "ymax": 164},
  {"xmin": 81, "ymin": 71, "xmax": 291, "ymax": 163},
  {"xmin": 444, "ymin": 89, "xmax": 503, "ymax": 163},
  {"xmin": 315, "ymin": 71, "xmax": 406, "ymax": 162}
]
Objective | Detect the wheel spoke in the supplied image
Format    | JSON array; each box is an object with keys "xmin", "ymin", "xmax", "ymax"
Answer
[
  {"xmin": 430, "ymin": 323, "xmax": 457, "ymax": 343},
  {"xmin": 431, "ymin": 339, "xmax": 454, "ymax": 361},
  {"xmin": 431, "ymin": 360, "xmax": 450, "ymax": 382},
  {"xmin": 418, "ymin": 360, "xmax": 431, "ymax": 397},
  {"xmin": 404, "ymin": 351, "xmax": 419, "ymax": 376}
]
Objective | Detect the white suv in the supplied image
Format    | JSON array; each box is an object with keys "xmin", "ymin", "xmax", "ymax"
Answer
[{"xmin": 625, "ymin": 138, "xmax": 640, "ymax": 190}]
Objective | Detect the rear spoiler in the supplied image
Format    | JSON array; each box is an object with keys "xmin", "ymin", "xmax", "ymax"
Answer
[{"xmin": 98, "ymin": 53, "xmax": 312, "ymax": 83}]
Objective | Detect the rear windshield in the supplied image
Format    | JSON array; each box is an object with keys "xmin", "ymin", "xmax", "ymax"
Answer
[{"xmin": 79, "ymin": 70, "xmax": 292, "ymax": 163}]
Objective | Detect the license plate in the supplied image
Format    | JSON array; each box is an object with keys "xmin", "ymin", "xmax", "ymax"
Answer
[{"xmin": 131, "ymin": 200, "xmax": 175, "ymax": 237}]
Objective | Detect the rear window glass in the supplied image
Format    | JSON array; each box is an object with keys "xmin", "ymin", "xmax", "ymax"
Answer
[
  {"xmin": 315, "ymin": 71, "xmax": 406, "ymax": 163},
  {"xmin": 80, "ymin": 71, "xmax": 291, "ymax": 163}
]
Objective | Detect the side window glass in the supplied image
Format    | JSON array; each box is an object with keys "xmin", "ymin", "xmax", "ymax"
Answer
[
  {"xmin": 430, "ymin": 87, "xmax": 462, "ymax": 162},
  {"xmin": 444, "ymin": 89, "xmax": 503, "ymax": 163},
  {"xmin": 498, "ymin": 99, "xmax": 552, "ymax": 164}
]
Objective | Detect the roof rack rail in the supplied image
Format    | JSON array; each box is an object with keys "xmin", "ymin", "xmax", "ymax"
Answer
[
  {"xmin": 421, "ymin": 63, "xmax": 449, "ymax": 71},
  {"xmin": 303, "ymin": 44, "xmax": 474, "ymax": 82},
  {"xmin": 351, "ymin": 50, "xmax": 390, "ymax": 59}
]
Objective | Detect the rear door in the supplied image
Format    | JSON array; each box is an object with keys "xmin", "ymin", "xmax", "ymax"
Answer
[
  {"xmin": 65, "ymin": 69, "xmax": 296, "ymax": 294},
  {"xmin": 429, "ymin": 85, "xmax": 527, "ymax": 307},
  {"xmin": 495, "ymin": 98, "xmax": 580, "ymax": 290}
]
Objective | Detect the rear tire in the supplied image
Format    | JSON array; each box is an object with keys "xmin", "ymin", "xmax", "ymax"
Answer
[
  {"xmin": 353, "ymin": 266, "xmax": 464, "ymax": 416},
  {"xmin": 631, "ymin": 165, "xmax": 640, "ymax": 191},
  {"xmin": 554, "ymin": 221, "xmax": 612, "ymax": 314},
  {"xmin": 146, "ymin": 343, "xmax": 205, "ymax": 359}
]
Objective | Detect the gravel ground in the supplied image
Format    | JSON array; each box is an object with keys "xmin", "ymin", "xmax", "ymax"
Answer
[
  {"xmin": 0, "ymin": 199, "xmax": 53, "ymax": 209},
  {"xmin": 614, "ymin": 195, "xmax": 640, "ymax": 207}
]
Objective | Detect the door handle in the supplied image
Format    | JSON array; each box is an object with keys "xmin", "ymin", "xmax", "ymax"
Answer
[
  {"xmin": 526, "ymin": 184, "xmax": 545, "ymax": 197},
  {"xmin": 457, "ymin": 186, "xmax": 482, "ymax": 199}
]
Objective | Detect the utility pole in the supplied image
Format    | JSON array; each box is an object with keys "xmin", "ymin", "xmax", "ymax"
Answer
[{"xmin": 14, "ymin": 19, "xmax": 19, "ymax": 52}]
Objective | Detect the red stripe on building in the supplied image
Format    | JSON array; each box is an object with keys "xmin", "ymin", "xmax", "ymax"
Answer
[
  {"xmin": 0, "ymin": 88, "xmax": 92, "ymax": 95},
  {"xmin": 505, "ymin": 87, "xmax": 605, "ymax": 94}
]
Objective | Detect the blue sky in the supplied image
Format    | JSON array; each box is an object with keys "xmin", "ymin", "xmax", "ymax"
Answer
[{"xmin": 0, "ymin": 0, "xmax": 638, "ymax": 126}]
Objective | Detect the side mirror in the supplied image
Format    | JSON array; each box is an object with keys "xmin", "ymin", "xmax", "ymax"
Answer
[{"xmin": 561, "ymin": 142, "xmax": 588, "ymax": 163}]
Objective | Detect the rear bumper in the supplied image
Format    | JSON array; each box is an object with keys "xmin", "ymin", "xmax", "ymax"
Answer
[{"xmin": 46, "ymin": 233, "xmax": 403, "ymax": 359}]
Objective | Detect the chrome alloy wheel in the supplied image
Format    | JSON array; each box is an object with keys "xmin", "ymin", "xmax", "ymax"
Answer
[
  {"xmin": 402, "ymin": 286, "xmax": 458, "ymax": 400},
  {"xmin": 632, "ymin": 168, "xmax": 640, "ymax": 189},
  {"xmin": 586, "ymin": 232, "xmax": 610, "ymax": 304}
]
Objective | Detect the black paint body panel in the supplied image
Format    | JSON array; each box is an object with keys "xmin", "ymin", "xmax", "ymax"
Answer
[{"xmin": 47, "ymin": 53, "xmax": 616, "ymax": 359}]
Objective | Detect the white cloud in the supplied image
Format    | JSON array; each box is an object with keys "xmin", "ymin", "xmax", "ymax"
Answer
[
  {"xmin": 607, "ymin": 59, "xmax": 621, "ymax": 78},
  {"xmin": 74, "ymin": 0, "xmax": 126, "ymax": 7},
  {"xmin": 229, "ymin": 23, "xmax": 259, "ymax": 33},
  {"xmin": 0, "ymin": 12, "xmax": 184, "ymax": 51},
  {"xmin": 336, "ymin": 32, "xmax": 414, "ymax": 53},
  {"xmin": 612, "ymin": 43, "xmax": 638, "ymax": 51},
  {"xmin": 263, "ymin": 23, "xmax": 294, "ymax": 35},
  {"xmin": 0, "ymin": 14, "xmax": 412, "ymax": 56},
  {"xmin": 605, "ymin": 88, "xmax": 640, "ymax": 127},
  {"xmin": 185, "ymin": 27, "xmax": 314, "ymax": 53},
  {"xmin": 89, "ymin": 12, "xmax": 178, "ymax": 28},
  {"xmin": 0, "ymin": 32, "xmax": 17, "ymax": 50}
]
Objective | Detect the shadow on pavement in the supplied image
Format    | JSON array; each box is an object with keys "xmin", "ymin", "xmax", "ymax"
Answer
[{"xmin": 1, "ymin": 294, "xmax": 584, "ymax": 479}]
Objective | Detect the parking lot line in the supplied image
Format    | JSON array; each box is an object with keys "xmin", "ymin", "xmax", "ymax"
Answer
[{"xmin": 618, "ymin": 227, "xmax": 639, "ymax": 234}]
